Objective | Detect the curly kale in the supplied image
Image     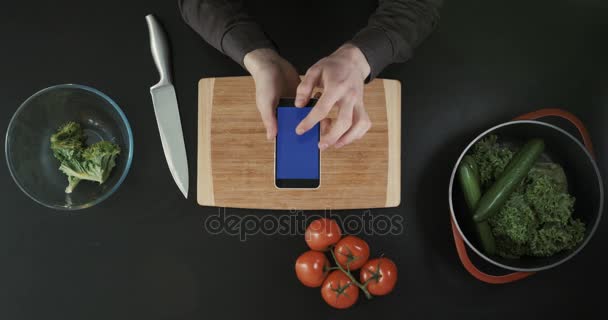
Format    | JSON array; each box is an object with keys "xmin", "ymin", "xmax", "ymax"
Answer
[
  {"xmin": 471, "ymin": 135, "xmax": 514, "ymax": 187},
  {"xmin": 489, "ymin": 193, "xmax": 538, "ymax": 245},
  {"xmin": 525, "ymin": 163, "xmax": 574, "ymax": 225},
  {"xmin": 50, "ymin": 122, "xmax": 86, "ymax": 162},
  {"xmin": 528, "ymin": 162, "xmax": 568, "ymax": 193},
  {"xmin": 495, "ymin": 235, "xmax": 529, "ymax": 258},
  {"xmin": 50, "ymin": 122, "xmax": 120, "ymax": 193},
  {"xmin": 471, "ymin": 136, "xmax": 586, "ymax": 258},
  {"xmin": 529, "ymin": 220, "xmax": 585, "ymax": 257}
]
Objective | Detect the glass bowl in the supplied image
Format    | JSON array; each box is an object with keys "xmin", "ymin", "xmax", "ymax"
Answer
[{"xmin": 5, "ymin": 84, "xmax": 133, "ymax": 210}]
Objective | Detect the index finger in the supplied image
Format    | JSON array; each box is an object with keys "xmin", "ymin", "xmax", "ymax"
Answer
[{"xmin": 295, "ymin": 88, "xmax": 343, "ymax": 135}]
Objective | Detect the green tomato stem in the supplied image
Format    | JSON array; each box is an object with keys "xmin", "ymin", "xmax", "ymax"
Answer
[
  {"xmin": 361, "ymin": 277, "xmax": 372, "ymax": 288},
  {"xmin": 329, "ymin": 247, "xmax": 372, "ymax": 300}
]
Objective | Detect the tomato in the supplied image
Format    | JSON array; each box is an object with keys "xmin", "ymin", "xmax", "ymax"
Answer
[
  {"xmin": 321, "ymin": 270, "xmax": 359, "ymax": 309},
  {"xmin": 360, "ymin": 258, "xmax": 398, "ymax": 296},
  {"xmin": 305, "ymin": 218, "xmax": 342, "ymax": 251},
  {"xmin": 295, "ymin": 251, "xmax": 330, "ymax": 287},
  {"xmin": 333, "ymin": 236, "xmax": 370, "ymax": 270}
]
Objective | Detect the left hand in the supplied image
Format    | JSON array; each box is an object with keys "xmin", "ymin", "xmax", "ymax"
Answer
[
  {"xmin": 244, "ymin": 48, "xmax": 301, "ymax": 140},
  {"xmin": 294, "ymin": 44, "xmax": 372, "ymax": 150}
]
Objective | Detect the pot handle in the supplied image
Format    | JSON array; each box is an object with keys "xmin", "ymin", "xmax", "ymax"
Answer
[
  {"xmin": 514, "ymin": 108, "xmax": 595, "ymax": 157},
  {"xmin": 450, "ymin": 217, "xmax": 534, "ymax": 284},
  {"xmin": 451, "ymin": 108, "xmax": 595, "ymax": 284}
]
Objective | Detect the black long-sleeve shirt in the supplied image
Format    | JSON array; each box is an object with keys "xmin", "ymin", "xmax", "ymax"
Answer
[{"xmin": 178, "ymin": 0, "xmax": 442, "ymax": 80}]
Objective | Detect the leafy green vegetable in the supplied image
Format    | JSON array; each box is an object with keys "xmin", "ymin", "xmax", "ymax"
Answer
[
  {"xmin": 528, "ymin": 162, "xmax": 568, "ymax": 193},
  {"xmin": 488, "ymin": 193, "xmax": 537, "ymax": 245},
  {"xmin": 525, "ymin": 165, "xmax": 575, "ymax": 225},
  {"xmin": 50, "ymin": 122, "xmax": 120, "ymax": 193},
  {"xmin": 50, "ymin": 122, "xmax": 85, "ymax": 192},
  {"xmin": 470, "ymin": 135, "xmax": 585, "ymax": 258},
  {"xmin": 59, "ymin": 141, "xmax": 120, "ymax": 184},
  {"xmin": 528, "ymin": 221, "xmax": 585, "ymax": 257},
  {"xmin": 66, "ymin": 175, "xmax": 81, "ymax": 194},
  {"xmin": 471, "ymin": 135, "xmax": 514, "ymax": 187},
  {"xmin": 50, "ymin": 122, "xmax": 86, "ymax": 162},
  {"xmin": 495, "ymin": 235, "xmax": 529, "ymax": 258}
]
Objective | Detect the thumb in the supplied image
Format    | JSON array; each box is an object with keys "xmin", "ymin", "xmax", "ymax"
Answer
[
  {"xmin": 282, "ymin": 65, "xmax": 301, "ymax": 97},
  {"xmin": 295, "ymin": 67, "xmax": 321, "ymax": 107},
  {"xmin": 257, "ymin": 94, "xmax": 279, "ymax": 140}
]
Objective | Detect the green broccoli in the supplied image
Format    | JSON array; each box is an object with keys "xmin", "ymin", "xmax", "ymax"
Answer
[
  {"xmin": 470, "ymin": 136, "xmax": 585, "ymax": 258},
  {"xmin": 50, "ymin": 122, "xmax": 120, "ymax": 193},
  {"xmin": 471, "ymin": 135, "xmax": 514, "ymax": 187}
]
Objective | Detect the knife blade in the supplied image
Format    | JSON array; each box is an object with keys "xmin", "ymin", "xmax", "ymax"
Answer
[{"xmin": 145, "ymin": 14, "xmax": 189, "ymax": 198}]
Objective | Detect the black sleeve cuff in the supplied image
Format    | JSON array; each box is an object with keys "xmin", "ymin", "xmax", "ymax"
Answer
[
  {"xmin": 350, "ymin": 27, "xmax": 413, "ymax": 81},
  {"xmin": 221, "ymin": 23, "xmax": 277, "ymax": 68}
]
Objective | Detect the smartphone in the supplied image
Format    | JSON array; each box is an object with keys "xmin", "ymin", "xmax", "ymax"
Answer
[{"xmin": 275, "ymin": 98, "xmax": 320, "ymax": 189}]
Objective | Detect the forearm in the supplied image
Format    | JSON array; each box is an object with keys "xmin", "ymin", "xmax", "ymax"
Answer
[
  {"xmin": 350, "ymin": 0, "xmax": 442, "ymax": 80},
  {"xmin": 178, "ymin": 0, "xmax": 275, "ymax": 67}
]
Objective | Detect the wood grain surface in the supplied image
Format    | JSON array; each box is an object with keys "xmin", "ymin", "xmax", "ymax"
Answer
[{"xmin": 198, "ymin": 76, "xmax": 401, "ymax": 210}]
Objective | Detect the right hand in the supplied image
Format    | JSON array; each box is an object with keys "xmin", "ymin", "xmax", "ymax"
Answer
[
  {"xmin": 244, "ymin": 48, "xmax": 301, "ymax": 140},
  {"xmin": 294, "ymin": 44, "xmax": 371, "ymax": 151}
]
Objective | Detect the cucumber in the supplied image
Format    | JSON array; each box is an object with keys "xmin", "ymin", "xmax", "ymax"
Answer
[
  {"xmin": 473, "ymin": 138, "xmax": 545, "ymax": 222},
  {"xmin": 458, "ymin": 156, "xmax": 482, "ymax": 209},
  {"xmin": 475, "ymin": 221, "xmax": 496, "ymax": 255},
  {"xmin": 457, "ymin": 156, "xmax": 496, "ymax": 255}
]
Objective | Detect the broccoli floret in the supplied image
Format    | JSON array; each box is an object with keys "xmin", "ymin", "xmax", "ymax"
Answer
[
  {"xmin": 50, "ymin": 122, "xmax": 86, "ymax": 162},
  {"xmin": 471, "ymin": 135, "xmax": 514, "ymax": 187},
  {"xmin": 59, "ymin": 141, "xmax": 120, "ymax": 184}
]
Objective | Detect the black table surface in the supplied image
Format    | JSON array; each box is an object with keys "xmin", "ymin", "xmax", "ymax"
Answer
[{"xmin": 1, "ymin": 0, "xmax": 607, "ymax": 319}]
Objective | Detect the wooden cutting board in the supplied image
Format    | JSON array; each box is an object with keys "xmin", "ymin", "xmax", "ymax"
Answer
[{"xmin": 197, "ymin": 76, "xmax": 401, "ymax": 210}]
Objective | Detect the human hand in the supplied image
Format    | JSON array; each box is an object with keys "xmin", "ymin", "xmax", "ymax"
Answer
[
  {"xmin": 294, "ymin": 44, "xmax": 372, "ymax": 150},
  {"xmin": 244, "ymin": 48, "xmax": 301, "ymax": 140}
]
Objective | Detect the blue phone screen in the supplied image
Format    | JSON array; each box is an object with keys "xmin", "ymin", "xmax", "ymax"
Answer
[{"xmin": 276, "ymin": 106, "xmax": 320, "ymax": 179}]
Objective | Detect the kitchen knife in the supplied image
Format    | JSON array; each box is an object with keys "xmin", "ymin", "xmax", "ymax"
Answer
[{"xmin": 145, "ymin": 14, "xmax": 189, "ymax": 198}]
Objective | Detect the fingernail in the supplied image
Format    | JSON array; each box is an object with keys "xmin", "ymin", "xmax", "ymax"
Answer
[
  {"xmin": 335, "ymin": 142, "xmax": 344, "ymax": 148},
  {"xmin": 296, "ymin": 127, "xmax": 304, "ymax": 135},
  {"xmin": 319, "ymin": 143, "xmax": 328, "ymax": 150}
]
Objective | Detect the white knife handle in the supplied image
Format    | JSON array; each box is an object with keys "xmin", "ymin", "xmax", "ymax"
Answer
[{"xmin": 146, "ymin": 14, "xmax": 172, "ymax": 85}]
